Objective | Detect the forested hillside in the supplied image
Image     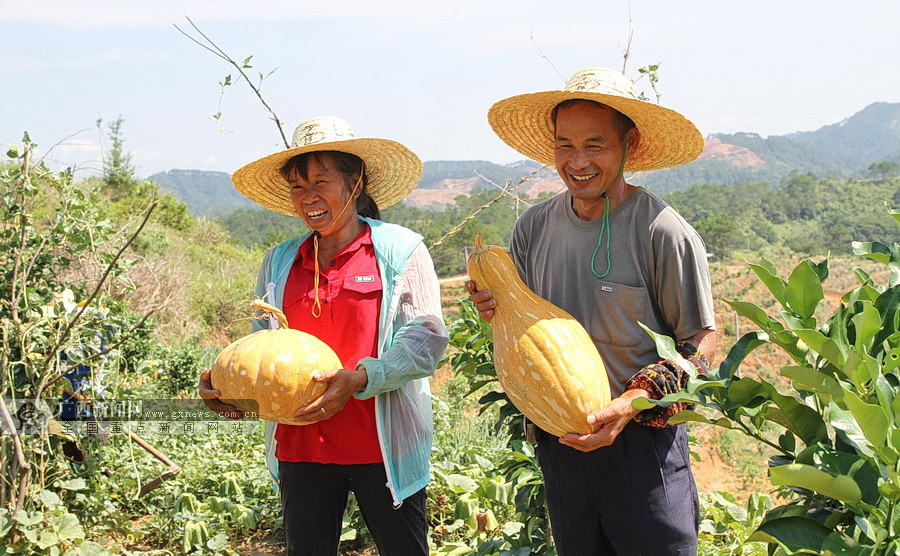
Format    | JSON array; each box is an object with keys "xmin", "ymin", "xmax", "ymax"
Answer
[{"xmin": 215, "ymin": 172, "xmax": 899, "ymax": 277}]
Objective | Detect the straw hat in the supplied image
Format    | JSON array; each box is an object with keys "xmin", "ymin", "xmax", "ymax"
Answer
[
  {"xmin": 231, "ymin": 116, "xmax": 422, "ymax": 216},
  {"xmin": 487, "ymin": 68, "xmax": 704, "ymax": 171}
]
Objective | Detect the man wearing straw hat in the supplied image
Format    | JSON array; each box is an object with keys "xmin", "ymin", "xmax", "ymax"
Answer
[
  {"xmin": 200, "ymin": 116, "xmax": 448, "ymax": 555},
  {"xmin": 467, "ymin": 68, "xmax": 717, "ymax": 554}
]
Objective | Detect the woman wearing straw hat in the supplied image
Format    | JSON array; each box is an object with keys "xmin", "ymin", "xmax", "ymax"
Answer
[
  {"xmin": 467, "ymin": 68, "xmax": 717, "ymax": 554},
  {"xmin": 200, "ymin": 116, "xmax": 447, "ymax": 555}
]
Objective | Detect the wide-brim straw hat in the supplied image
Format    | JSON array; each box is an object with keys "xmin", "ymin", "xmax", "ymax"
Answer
[
  {"xmin": 232, "ymin": 116, "xmax": 422, "ymax": 216},
  {"xmin": 487, "ymin": 68, "xmax": 704, "ymax": 171}
]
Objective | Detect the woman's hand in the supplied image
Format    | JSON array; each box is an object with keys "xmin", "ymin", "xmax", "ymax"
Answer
[
  {"xmin": 558, "ymin": 389, "xmax": 649, "ymax": 452},
  {"xmin": 294, "ymin": 368, "xmax": 369, "ymax": 423},
  {"xmin": 464, "ymin": 280, "xmax": 497, "ymax": 322},
  {"xmin": 198, "ymin": 369, "xmax": 244, "ymax": 419}
]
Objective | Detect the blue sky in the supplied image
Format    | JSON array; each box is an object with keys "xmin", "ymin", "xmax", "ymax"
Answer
[{"xmin": 2, "ymin": 1, "xmax": 898, "ymax": 179}]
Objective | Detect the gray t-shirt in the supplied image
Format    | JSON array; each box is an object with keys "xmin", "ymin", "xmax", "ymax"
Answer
[{"xmin": 509, "ymin": 187, "xmax": 716, "ymax": 397}]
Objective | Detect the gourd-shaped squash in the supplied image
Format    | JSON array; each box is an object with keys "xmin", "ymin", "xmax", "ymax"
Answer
[
  {"xmin": 467, "ymin": 233, "xmax": 611, "ymax": 437},
  {"xmin": 210, "ymin": 300, "xmax": 341, "ymax": 424}
]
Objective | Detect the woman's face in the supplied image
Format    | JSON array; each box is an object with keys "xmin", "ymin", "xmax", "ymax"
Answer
[{"xmin": 287, "ymin": 153, "xmax": 361, "ymax": 236}]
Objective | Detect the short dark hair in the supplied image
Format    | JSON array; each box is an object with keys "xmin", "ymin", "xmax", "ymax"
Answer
[
  {"xmin": 280, "ymin": 151, "xmax": 380, "ymax": 220},
  {"xmin": 551, "ymin": 99, "xmax": 635, "ymax": 140}
]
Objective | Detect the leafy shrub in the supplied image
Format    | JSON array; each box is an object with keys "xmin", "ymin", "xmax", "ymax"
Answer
[{"xmin": 638, "ymin": 205, "xmax": 900, "ymax": 554}]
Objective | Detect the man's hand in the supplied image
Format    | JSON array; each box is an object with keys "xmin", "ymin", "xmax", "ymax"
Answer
[
  {"xmin": 198, "ymin": 369, "xmax": 244, "ymax": 420},
  {"xmin": 464, "ymin": 280, "xmax": 497, "ymax": 321},
  {"xmin": 559, "ymin": 389, "xmax": 650, "ymax": 452},
  {"xmin": 294, "ymin": 368, "xmax": 368, "ymax": 423}
]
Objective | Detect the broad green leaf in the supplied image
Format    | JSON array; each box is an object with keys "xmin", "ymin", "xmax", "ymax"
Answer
[
  {"xmin": 843, "ymin": 391, "xmax": 889, "ymax": 449},
  {"xmin": 852, "ymin": 267, "xmax": 874, "ymax": 287},
  {"xmin": 665, "ymin": 410, "xmax": 733, "ymax": 428},
  {"xmin": 885, "ymin": 347, "xmax": 900, "ymax": 373},
  {"xmin": 207, "ymin": 532, "xmax": 228, "ymax": 551},
  {"xmin": 639, "ymin": 323, "xmax": 694, "ymax": 376},
  {"xmin": 38, "ymin": 489, "xmax": 61, "ymax": 510},
  {"xmin": 786, "ymin": 261, "xmax": 824, "ymax": 319},
  {"xmin": 748, "ymin": 515, "xmax": 831, "ymax": 552},
  {"xmin": 727, "ymin": 301, "xmax": 783, "ymax": 332},
  {"xmin": 50, "ymin": 512, "xmax": 85, "ymax": 540},
  {"xmin": 821, "ymin": 531, "xmax": 869, "ymax": 555},
  {"xmin": 36, "ymin": 530, "xmax": 59, "ymax": 550},
  {"xmin": 761, "ymin": 387, "xmax": 828, "ymax": 445},
  {"xmin": 770, "ymin": 463, "xmax": 862, "ymax": 505},
  {"xmin": 795, "ymin": 328, "xmax": 847, "ymax": 367},
  {"xmin": 830, "ymin": 402, "xmax": 875, "ymax": 458},
  {"xmin": 715, "ymin": 331, "xmax": 769, "ymax": 380},
  {"xmin": 0, "ymin": 511, "xmax": 11, "ymax": 537},
  {"xmin": 728, "ymin": 377, "xmax": 769, "ymax": 406},
  {"xmin": 56, "ymin": 478, "xmax": 87, "ymax": 491},
  {"xmin": 852, "ymin": 241, "xmax": 891, "ymax": 264},
  {"xmin": 445, "ymin": 473, "xmax": 479, "ymax": 493},
  {"xmin": 781, "ymin": 365, "xmax": 843, "ymax": 399},
  {"xmin": 852, "ymin": 301, "xmax": 881, "ymax": 351},
  {"xmin": 748, "ymin": 261, "xmax": 787, "ymax": 305},
  {"xmin": 14, "ymin": 509, "xmax": 43, "ymax": 526}
]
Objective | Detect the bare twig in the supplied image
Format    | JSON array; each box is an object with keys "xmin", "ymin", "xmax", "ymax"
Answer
[
  {"xmin": 35, "ymin": 201, "xmax": 159, "ymax": 400},
  {"xmin": 529, "ymin": 30, "xmax": 566, "ymax": 84},
  {"xmin": 429, "ymin": 169, "xmax": 542, "ymax": 249},
  {"xmin": 473, "ymin": 170, "xmax": 535, "ymax": 208},
  {"xmin": 621, "ymin": 3, "xmax": 635, "ymax": 73},
  {"xmin": 174, "ymin": 17, "xmax": 290, "ymax": 148},
  {"xmin": 49, "ymin": 310, "xmax": 156, "ymax": 389},
  {"xmin": 0, "ymin": 397, "xmax": 30, "ymax": 512}
]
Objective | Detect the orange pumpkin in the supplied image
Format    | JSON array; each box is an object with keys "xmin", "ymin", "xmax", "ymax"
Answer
[{"xmin": 210, "ymin": 300, "xmax": 340, "ymax": 424}]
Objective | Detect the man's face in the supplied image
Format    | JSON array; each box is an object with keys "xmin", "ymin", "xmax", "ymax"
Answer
[{"xmin": 553, "ymin": 101, "xmax": 630, "ymax": 202}]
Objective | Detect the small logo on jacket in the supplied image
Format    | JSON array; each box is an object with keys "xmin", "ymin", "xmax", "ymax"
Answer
[
  {"xmin": 355, "ymin": 275, "xmax": 375, "ymax": 282},
  {"xmin": 600, "ymin": 285, "xmax": 613, "ymax": 293}
]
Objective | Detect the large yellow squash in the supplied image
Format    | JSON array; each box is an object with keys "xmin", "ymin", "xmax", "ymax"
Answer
[
  {"xmin": 467, "ymin": 234, "xmax": 611, "ymax": 437},
  {"xmin": 210, "ymin": 300, "xmax": 341, "ymax": 424}
]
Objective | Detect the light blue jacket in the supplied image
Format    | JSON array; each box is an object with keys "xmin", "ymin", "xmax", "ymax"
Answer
[{"xmin": 252, "ymin": 217, "xmax": 448, "ymax": 506}]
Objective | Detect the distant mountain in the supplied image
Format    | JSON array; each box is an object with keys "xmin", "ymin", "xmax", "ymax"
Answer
[
  {"xmin": 147, "ymin": 169, "xmax": 255, "ymax": 216},
  {"xmin": 633, "ymin": 102, "xmax": 900, "ymax": 193},
  {"xmin": 150, "ymin": 102, "xmax": 899, "ymax": 212}
]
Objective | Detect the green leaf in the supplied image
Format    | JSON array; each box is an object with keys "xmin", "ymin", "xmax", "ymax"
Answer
[
  {"xmin": 852, "ymin": 301, "xmax": 881, "ymax": 351},
  {"xmin": 50, "ymin": 512, "xmax": 84, "ymax": 540},
  {"xmin": 821, "ymin": 531, "xmax": 869, "ymax": 555},
  {"xmin": 38, "ymin": 489, "xmax": 61, "ymax": 510},
  {"xmin": 843, "ymin": 391, "xmax": 889, "ymax": 449},
  {"xmin": 639, "ymin": 323, "xmax": 694, "ymax": 376},
  {"xmin": 727, "ymin": 377, "xmax": 768, "ymax": 406},
  {"xmin": 795, "ymin": 328, "xmax": 847, "ymax": 367},
  {"xmin": 666, "ymin": 409, "xmax": 733, "ymax": 428},
  {"xmin": 445, "ymin": 473, "xmax": 479, "ymax": 493},
  {"xmin": 761, "ymin": 387, "xmax": 828, "ymax": 445},
  {"xmin": 716, "ymin": 331, "xmax": 769, "ymax": 380},
  {"xmin": 748, "ymin": 260, "xmax": 787, "ymax": 305},
  {"xmin": 36, "ymin": 530, "xmax": 59, "ymax": 549},
  {"xmin": 770, "ymin": 463, "xmax": 861, "ymax": 505},
  {"xmin": 852, "ymin": 241, "xmax": 891, "ymax": 264},
  {"xmin": 207, "ymin": 532, "xmax": 228, "ymax": 551},
  {"xmin": 749, "ymin": 515, "xmax": 831, "ymax": 552},
  {"xmin": 14, "ymin": 509, "xmax": 43, "ymax": 526},
  {"xmin": 786, "ymin": 260, "xmax": 824, "ymax": 319},
  {"xmin": 74, "ymin": 541, "xmax": 109, "ymax": 556},
  {"xmin": 727, "ymin": 301, "xmax": 783, "ymax": 332},
  {"xmin": 829, "ymin": 402, "xmax": 875, "ymax": 457},
  {"xmin": 56, "ymin": 478, "xmax": 87, "ymax": 491},
  {"xmin": 781, "ymin": 365, "xmax": 843, "ymax": 400}
]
